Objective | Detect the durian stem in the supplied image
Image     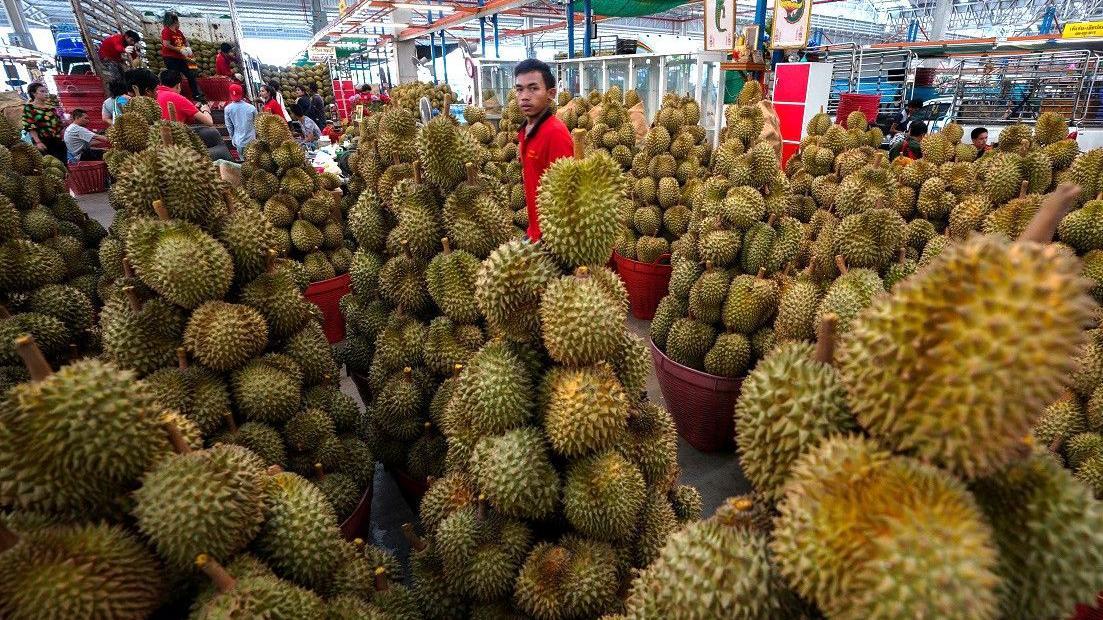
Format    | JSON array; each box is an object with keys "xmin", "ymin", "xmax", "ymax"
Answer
[
  {"xmin": 441, "ymin": 237, "xmax": 452, "ymax": 254},
  {"xmin": 159, "ymin": 123, "xmax": 174, "ymax": 146},
  {"xmin": 766, "ymin": 212, "xmax": 777, "ymax": 227},
  {"xmin": 196, "ymin": 554, "xmax": 237, "ymax": 593},
  {"xmin": 403, "ymin": 366, "xmax": 413, "ymax": 380},
  {"xmin": 442, "ymin": 95, "xmax": 451, "ymax": 116},
  {"xmin": 221, "ymin": 188, "xmax": 236, "ymax": 213},
  {"xmin": 1019, "ymin": 183, "xmax": 1082, "ymax": 244},
  {"xmin": 314, "ymin": 462, "xmax": 325, "ymax": 479},
  {"xmin": 755, "ymin": 267, "xmax": 766, "ymax": 279},
  {"xmin": 704, "ymin": 260, "xmax": 714, "ymax": 271},
  {"xmin": 15, "ymin": 335, "xmax": 52, "ymax": 381},
  {"xmin": 465, "ymin": 162, "xmax": 478, "ymax": 184},
  {"xmin": 164, "ymin": 419, "xmax": 192, "ymax": 454},
  {"xmin": 0, "ymin": 521, "xmax": 17, "ymax": 552},
  {"xmin": 575, "ymin": 265, "xmax": 591, "ymax": 279},
  {"xmin": 1019, "ymin": 180, "xmax": 1029, "ymax": 198},
  {"xmin": 572, "ymin": 128, "xmax": 587, "ymax": 158},
  {"xmin": 392, "ymin": 152, "xmax": 401, "ymax": 165},
  {"xmin": 152, "ymin": 200, "xmax": 169, "ymax": 221},
  {"xmin": 0, "ymin": 305, "xmax": 9, "ymax": 319},
  {"xmin": 223, "ymin": 412, "xmax": 237, "ymax": 433},
  {"xmin": 265, "ymin": 249, "xmax": 277, "ymax": 273},
  {"xmin": 68, "ymin": 343, "xmax": 79, "ymax": 361},
  {"xmin": 374, "ymin": 566, "xmax": 390, "ymax": 592},
  {"xmin": 401, "ymin": 523, "xmax": 428, "ymax": 551},
  {"xmin": 166, "ymin": 102, "xmax": 178, "ymax": 123},
  {"xmin": 122, "ymin": 286, "xmax": 143, "ymax": 313},
  {"xmin": 834, "ymin": 254, "xmax": 848, "ymax": 274},
  {"xmin": 122, "ymin": 257, "xmax": 135, "ymax": 278},
  {"xmin": 452, "ymin": 363, "xmax": 463, "ymax": 377},
  {"xmin": 897, "ymin": 247, "xmax": 906, "ymax": 264},
  {"xmin": 412, "ymin": 160, "xmax": 422, "ymax": 184},
  {"xmin": 176, "ymin": 347, "xmax": 188, "ymax": 369},
  {"xmin": 266, "ymin": 464, "xmax": 284, "ymax": 475},
  {"xmin": 814, "ymin": 314, "xmax": 838, "ymax": 364}
]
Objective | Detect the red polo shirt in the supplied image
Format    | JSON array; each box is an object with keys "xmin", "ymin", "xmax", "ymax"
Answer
[
  {"xmin": 99, "ymin": 33, "xmax": 126, "ymax": 61},
  {"xmin": 215, "ymin": 52, "xmax": 234, "ymax": 78},
  {"xmin": 156, "ymin": 85, "xmax": 198, "ymax": 124},
  {"xmin": 161, "ymin": 26, "xmax": 187, "ymax": 60},
  {"xmin": 518, "ymin": 109, "xmax": 573, "ymax": 241}
]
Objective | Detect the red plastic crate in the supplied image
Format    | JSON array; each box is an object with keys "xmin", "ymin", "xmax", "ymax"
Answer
[
  {"xmin": 650, "ymin": 338, "xmax": 742, "ymax": 452},
  {"xmin": 67, "ymin": 160, "xmax": 108, "ymax": 195},
  {"xmin": 837, "ymin": 93, "xmax": 881, "ymax": 125},
  {"xmin": 613, "ymin": 250, "xmax": 671, "ymax": 320},
  {"xmin": 304, "ymin": 272, "xmax": 350, "ymax": 343},
  {"xmin": 52, "ymin": 74, "xmax": 104, "ymax": 93},
  {"xmin": 197, "ymin": 77, "xmax": 233, "ymax": 103}
]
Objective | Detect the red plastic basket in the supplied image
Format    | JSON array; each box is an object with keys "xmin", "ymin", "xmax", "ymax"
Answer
[
  {"xmin": 339, "ymin": 485, "xmax": 374, "ymax": 541},
  {"xmin": 304, "ymin": 272, "xmax": 351, "ymax": 343},
  {"xmin": 67, "ymin": 161, "xmax": 108, "ymax": 195},
  {"xmin": 1072, "ymin": 593, "xmax": 1103, "ymax": 620},
  {"xmin": 649, "ymin": 338, "xmax": 742, "ymax": 452},
  {"xmin": 613, "ymin": 251, "xmax": 672, "ymax": 320},
  {"xmin": 836, "ymin": 93, "xmax": 881, "ymax": 125},
  {"xmin": 197, "ymin": 77, "xmax": 233, "ymax": 103}
]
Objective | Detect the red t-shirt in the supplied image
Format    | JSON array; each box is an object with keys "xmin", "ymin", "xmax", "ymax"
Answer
[
  {"xmin": 156, "ymin": 85, "xmax": 198, "ymax": 124},
  {"xmin": 517, "ymin": 111, "xmax": 574, "ymax": 241},
  {"xmin": 99, "ymin": 33, "xmax": 127, "ymax": 61},
  {"xmin": 215, "ymin": 52, "xmax": 233, "ymax": 78},
  {"xmin": 161, "ymin": 26, "xmax": 187, "ymax": 60},
  {"xmin": 322, "ymin": 125, "xmax": 342, "ymax": 142},
  {"xmin": 263, "ymin": 98, "xmax": 285, "ymax": 118}
]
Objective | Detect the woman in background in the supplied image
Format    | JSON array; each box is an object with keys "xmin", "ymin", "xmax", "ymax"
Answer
[
  {"xmin": 101, "ymin": 80, "xmax": 130, "ymax": 125},
  {"xmin": 259, "ymin": 84, "xmax": 285, "ymax": 118},
  {"xmin": 23, "ymin": 83, "xmax": 66, "ymax": 162},
  {"xmin": 160, "ymin": 12, "xmax": 205, "ymax": 102}
]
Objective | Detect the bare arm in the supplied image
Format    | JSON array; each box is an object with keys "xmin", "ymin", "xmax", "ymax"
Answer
[{"xmin": 192, "ymin": 110, "xmax": 214, "ymax": 126}]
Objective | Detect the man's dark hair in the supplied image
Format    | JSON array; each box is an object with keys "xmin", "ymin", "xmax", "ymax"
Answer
[
  {"xmin": 514, "ymin": 58, "xmax": 555, "ymax": 89},
  {"xmin": 309, "ymin": 83, "xmax": 319, "ymax": 93},
  {"xmin": 909, "ymin": 120, "xmax": 928, "ymax": 137},
  {"xmin": 71, "ymin": 108, "xmax": 87, "ymax": 119},
  {"xmin": 288, "ymin": 103, "xmax": 304, "ymax": 117},
  {"xmin": 906, "ymin": 99, "xmax": 923, "ymax": 110},
  {"xmin": 220, "ymin": 43, "xmax": 232, "ymax": 53},
  {"xmin": 971, "ymin": 127, "xmax": 988, "ymax": 140},
  {"xmin": 162, "ymin": 11, "xmax": 178, "ymax": 26},
  {"xmin": 125, "ymin": 68, "xmax": 159, "ymax": 95},
  {"xmin": 124, "ymin": 30, "xmax": 141, "ymax": 42},
  {"xmin": 159, "ymin": 69, "xmax": 182, "ymax": 88}
]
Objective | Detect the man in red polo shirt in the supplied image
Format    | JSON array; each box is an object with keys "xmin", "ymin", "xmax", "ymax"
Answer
[
  {"xmin": 155, "ymin": 69, "xmax": 213, "ymax": 127},
  {"xmin": 515, "ymin": 58, "xmax": 574, "ymax": 242},
  {"xmin": 98, "ymin": 30, "xmax": 141, "ymax": 84}
]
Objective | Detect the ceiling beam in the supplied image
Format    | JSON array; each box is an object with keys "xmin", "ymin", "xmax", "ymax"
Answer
[{"xmin": 397, "ymin": 0, "xmax": 531, "ymax": 40}]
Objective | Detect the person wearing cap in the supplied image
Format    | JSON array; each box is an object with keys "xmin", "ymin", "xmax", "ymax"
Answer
[{"xmin": 224, "ymin": 83, "xmax": 257, "ymax": 155}]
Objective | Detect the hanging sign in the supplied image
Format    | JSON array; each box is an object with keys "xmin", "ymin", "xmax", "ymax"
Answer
[
  {"xmin": 771, "ymin": 0, "xmax": 812, "ymax": 50},
  {"xmin": 1063, "ymin": 22, "xmax": 1103, "ymax": 39},
  {"xmin": 308, "ymin": 46, "xmax": 337, "ymax": 62},
  {"xmin": 705, "ymin": 0, "xmax": 736, "ymax": 51}
]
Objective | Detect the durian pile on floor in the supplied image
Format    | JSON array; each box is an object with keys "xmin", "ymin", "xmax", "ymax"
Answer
[
  {"xmin": 95, "ymin": 105, "xmax": 372, "ymax": 523},
  {"xmin": 340, "ymin": 105, "xmax": 513, "ymax": 482},
  {"xmin": 554, "ymin": 89, "xmax": 593, "ymax": 132},
  {"xmin": 404, "ymin": 132, "xmax": 700, "ymax": 619},
  {"xmin": 242, "ymin": 113, "xmax": 352, "ymax": 283},
  {"xmin": 617, "ymin": 93, "xmax": 709, "ymax": 264},
  {"xmin": 575, "ymin": 86, "xmax": 641, "ymax": 171},
  {"xmin": 624, "ymin": 185, "xmax": 1103, "ymax": 619},
  {"xmin": 0, "ymin": 115, "xmax": 105, "ymax": 387},
  {"xmin": 477, "ymin": 94, "xmax": 528, "ymax": 233},
  {"xmin": 259, "ymin": 63, "xmax": 336, "ymax": 112},
  {"xmin": 390, "ymin": 81, "xmax": 459, "ymax": 116},
  {"xmin": 0, "ymin": 338, "xmax": 413, "ymax": 618}
]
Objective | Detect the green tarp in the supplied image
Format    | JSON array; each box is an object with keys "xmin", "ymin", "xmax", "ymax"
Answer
[{"xmin": 569, "ymin": 0, "xmax": 687, "ymax": 18}]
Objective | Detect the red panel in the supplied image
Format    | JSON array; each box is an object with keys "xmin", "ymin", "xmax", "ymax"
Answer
[
  {"xmin": 773, "ymin": 63, "xmax": 810, "ymax": 103},
  {"xmin": 781, "ymin": 142, "xmax": 800, "ymax": 169},
  {"xmin": 774, "ymin": 102, "xmax": 807, "ymax": 142}
]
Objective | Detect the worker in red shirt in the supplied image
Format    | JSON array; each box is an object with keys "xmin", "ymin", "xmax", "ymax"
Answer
[
  {"xmin": 215, "ymin": 43, "xmax": 242, "ymax": 82},
  {"xmin": 98, "ymin": 30, "xmax": 141, "ymax": 84},
  {"xmin": 515, "ymin": 58, "xmax": 574, "ymax": 242},
  {"xmin": 160, "ymin": 12, "xmax": 205, "ymax": 102}
]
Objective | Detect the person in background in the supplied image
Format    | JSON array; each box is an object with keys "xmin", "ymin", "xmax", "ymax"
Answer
[
  {"xmin": 156, "ymin": 69, "xmax": 212, "ymax": 125},
  {"xmin": 293, "ymin": 85, "xmax": 312, "ymax": 121},
  {"xmin": 889, "ymin": 99, "xmax": 923, "ymax": 143},
  {"xmin": 98, "ymin": 30, "xmax": 141, "ymax": 84},
  {"xmin": 289, "ymin": 103, "xmax": 320, "ymax": 147},
  {"xmin": 513, "ymin": 58, "xmax": 573, "ymax": 242},
  {"xmin": 971, "ymin": 127, "xmax": 989, "ymax": 155},
  {"xmin": 215, "ymin": 43, "xmax": 240, "ymax": 81},
  {"xmin": 259, "ymin": 84, "xmax": 285, "ymax": 118},
  {"xmin": 308, "ymin": 83, "xmax": 327, "ymax": 127},
  {"xmin": 321, "ymin": 119, "xmax": 342, "ymax": 143},
  {"xmin": 160, "ymin": 12, "xmax": 205, "ymax": 103},
  {"xmin": 63, "ymin": 109, "xmax": 110, "ymax": 162},
  {"xmin": 348, "ymin": 83, "xmax": 372, "ymax": 107},
  {"xmin": 269, "ymin": 81, "xmax": 292, "ymax": 121},
  {"xmin": 23, "ymin": 83, "xmax": 66, "ymax": 162},
  {"xmin": 101, "ymin": 80, "xmax": 130, "ymax": 125},
  {"xmin": 223, "ymin": 83, "xmax": 256, "ymax": 156},
  {"xmin": 889, "ymin": 120, "xmax": 927, "ymax": 161}
]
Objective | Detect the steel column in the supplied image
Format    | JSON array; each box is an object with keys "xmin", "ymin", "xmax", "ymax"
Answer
[
  {"xmin": 566, "ymin": 0, "xmax": 574, "ymax": 59},
  {"xmin": 3, "ymin": 0, "xmax": 36, "ymax": 50},
  {"xmin": 753, "ymin": 0, "xmax": 767, "ymax": 49},
  {"xmin": 582, "ymin": 0, "xmax": 592, "ymax": 57},
  {"xmin": 493, "ymin": 14, "xmax": 500, "ymax": 58},
  {"xmin": 478, "ymin": 0, "xmax": 487, "ymax": 57}
]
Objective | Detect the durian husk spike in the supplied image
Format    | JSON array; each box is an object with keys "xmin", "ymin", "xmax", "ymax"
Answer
[
  {"xmin": 572, "ymin": 129, "xmax": 587, "ymax": 158},
  {"xmin": 814, "ymin": 313, "xmax": 838, "ymax": 364},
  {"xmin": 166, "ymin": 102, "xmax": 179, "ymax": 124},
  {"xmin": 222, "ymin": 412, "xmax": 237, "ymax": 433},
  {"xmin": 1019, "ymin": 183, "xmax": 1082, "ymax": 243},
  {"xmin": 314, "ymin": 462, "xmax": 325, "ymax": 479},
  {"xmin": 164, "ymin": 419, "xmax": 192, "ymax": 454},
  {"xmin": 412, "ymin": 160, "xmax": 422, "ymax": 184},
  {"xmin": 1019, "ymin": 180, "xmax": 1030, "ymax": 198},
  {"xmin": 441, "ymin": 237, "xmax": 452, "ymax": 254},
  {"xmin": 465, "ymin": 162, "xmax": 478, "ymax": 183},
  {"xmin": 834, "ymin": 254, "xmax": 848, "ymax": 274},
  {"xmin": 160, "ymin": 123, "xmax": 174, "ymax": 145},
  {"xmin": 196, "ymin": 554, "xmax": 236, "ymax": 593},
  {"xmin": 176, "ymin": 347, "xmax": 189, "ymax": 369},
  {"xmin": 152, "ymin": 200, "xmax": 169, "ymax": 221},
  {"xmin": 122, "ymin": 286, "xmax": 143, "ymax": 313},
  {"xmin": 373, "ymin": 566, "xmax": 390, "ymax": 592},
  {"xmin": 16, "ymin": 335, "xmax": 53, "ymax": 381},
  {"xmin": 0, "ymin": 521, "xmax": 17, "ymax": 552},
  {"xmin": 401, "ymin": 523, "xmax": 428, "ymax": 552}
]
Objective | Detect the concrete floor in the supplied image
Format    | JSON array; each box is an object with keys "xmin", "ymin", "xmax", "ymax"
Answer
[{"xmin": 77, "ymin": 190, "xmax": 748, "ymax": 564}]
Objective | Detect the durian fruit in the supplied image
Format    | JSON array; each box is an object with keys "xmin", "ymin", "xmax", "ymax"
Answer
[
  {"xmin": 772, "ymin": 435, "xmax": 1000, "ymax": 618},
  {"xmin": 838, "ymin": 193, "xmax": 1096, "ymax": 479},
  {"xmin": 476, "ymin": 239, "xmax": 560, "ymax": 342},
  {"xmin": 426, "ymin": 238, "xmax": 480, "ymax": 324},
  {"xmin": 513, "ymin": 536, "xmax": 620, "ymax": 620},
  {"xmin": 563, "ymin": 449, "xmax": 646, "ymax": 540},
  {"xmin": 540, "ymin": 267, "xmax": 626, "ymax": 366},
  {"xmin": 184, "ymin": 301, "xmax": 269, "ymax": 372},
  {"xmin": 191, "ymin": 554, "xmax": 325, "ymax": 619},
  {"xmin": 543, "ymin": 363, "xmax": 629, "ymax": 458},
  {"xmin": 435, "ymin": 505, "xmax": 533, "ymax": 602},
  {"xmin": 537, "ymin": 145, "xmax": 626, "ymax": 269},
  {"xmin": 125, "ymin": 216, "xmax": 234, "ymax": 309},
  {"xmin": 774, "ymin": 272, "xmax": 822, "ymax": 342},
  {"xmin": 470, "ymin": 426, "xmax": 559, "ymax": 520},
  {"xmin": 254, "ymin": 471, "xmax": 343, "ymax": 590}
]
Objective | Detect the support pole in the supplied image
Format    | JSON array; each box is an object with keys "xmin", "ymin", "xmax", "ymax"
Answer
[
  {"xmin": 753, "ymin": 0, "xmax": 767, "ymax": 50},
  {"xmin": 582, "ymin": 0, "xmax": 592, "ymax": 57},
  {"xmin": 478, "ymin": 0, "xmax": 486, "ymax": 57},
  {"xmin": 438, "ymin": 4, "xmax": 448, "ymax": 85},
  {"xmin": 429, "ymin": 23, "xmax": 438, "ymax": 83},
  {"xmin": 492, "ymin": 14, "xmax": 500, "ymax": 58},
  {"xmin": 906, "ymin": 18, "xmax": 919, "ymax": 42},
  {"xmin": 566, "ymin": 0, "xmax": 575, "ymax": 59},
  {"xmin": 3, "ymin": 0, "xmax": 36, "ymax": 50},
  {"xmin": 225, "ymin": 0, "xmax": 255, "ymax": 100}
]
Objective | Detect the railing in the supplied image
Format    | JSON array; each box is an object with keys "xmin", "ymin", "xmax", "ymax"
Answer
[{"xmin": 805, "ymin": 44, "xmax": 915, "ymax": 118}]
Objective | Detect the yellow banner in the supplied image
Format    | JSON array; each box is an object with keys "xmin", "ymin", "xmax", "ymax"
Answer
[{"xmin": 1063, "ymin": 21, "xmax": 1103, "ymax": 39}]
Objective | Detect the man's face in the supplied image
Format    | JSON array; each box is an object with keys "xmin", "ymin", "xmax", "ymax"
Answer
[
  {"xmin": 515, "ymin": 71, "xmax": 555, "ymax": 120},
  {"xmin": 74, "ymin": 115, "xmax": 87, "ymax": 126},
  {"xmin": 125, "ymin": 35, "xmax": 137, "ymax": 46},
  {"xmin": 972, "ymin": 132, "xmax": 988, "ymax": 148}
]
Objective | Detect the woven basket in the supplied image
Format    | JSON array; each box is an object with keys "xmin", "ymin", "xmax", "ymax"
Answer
[{"xmin": 649, "ymin": 338, "xmax": 742, "ymax": 452}]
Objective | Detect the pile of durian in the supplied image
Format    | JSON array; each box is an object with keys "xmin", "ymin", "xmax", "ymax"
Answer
[
  {"xmin": 243, "ymin": 113, "xmax": 352, "ymax": 283},
  {"xmin": 143, "ymin": 40, "xmax": 244, "ymax": 81},
  {"xmin": 0, "ymin": 114, "xmax": 106, "ymax": 386},
  {"xmin": 477, "ymin": 95, "xmax": 527, "ymax": 233},
  {"xmin": 390, "ymin": 81, "xmax": 458, "ymax": 116},
  {"xmin": 554, "ymin": 89, "xmax": 593, "ymax": 131},
  {"xmin": 617, "ymin": 93, "xmax": 709, "ymax": 264},
  {"xmin": 95, "ymin": 104, "xmax": 373, "ymax": 523},
  {"xmin": 625, "ymin": 185, "xmax": 1103, "ymax": 618},
  {"xmin": 574, "ymin": 86, "xmax": 640, "ymax": 171},
  {"xmin": 0, "ymin": 337, "xmax": 417, "ymax": 618},
  {"xmin": 403, "ymin": 134, "xmax": 700, "ymax": 618},
  {"xmin": 260, "ymin": 62, "xmax": 336, "ymax": 110},
  {"xmin": 341, "ymin": 104, "xmax": 513, "ymax": 482}
]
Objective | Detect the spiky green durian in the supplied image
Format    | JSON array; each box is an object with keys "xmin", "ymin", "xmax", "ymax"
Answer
[
  {"xmin": 838, "ymin": 234, "xmax": 1095, "ymax": 478},
  {"xmin": 426, "ymin": 243, "xmax": 481, "ymax": 324},
  {"xmin": 722, "ymin": 273, "xmax": 779, "ymax": 335},
  {"xmin": 649, "ymin": 295, "xmax": 686, "ymax": 351},
  {"xmin": 192, "ymin": 560, "xmax": 325, "ymax": 619},
  {"xmin": 254, "ymin": 471, "xmax": 343, "ymax": 589},
  {"xmin": 471, "ymin": 426, "xmax": 559, "ymax": 520},
  {"xmin": 436, "ymin": 506, "xmax": 533, "ymax": 602},
  {"xmin": 230, "ymin": 354, "xmax": 303, "ymax": 425},
  {"xmin": 125, "ymin": 218, "xmax": 234, "ymax": 309},
  {"xmin": 544, "ymin": 364, "xmax": 629, "ymax": 458},
  {"xmin": 833, "ymin": 208, "xmax": 906, "ymax": 272},
  {"xmin": 25, "ymin": 284, "xmax": 93, "ymax": 335},
  {"xmin": 703, "ymin": 332, "xmax": 752, "ymax": 378},
  {"xmin": 144, "ymin": 360, "xmax": 232, "ymax": 435},
  {"xmin": 282, "ymin": 320, "xmax": 340, "ymax": 385},
  {"xmin": 134, "ymin": 445, "xmax": 267, "ymax": 569},
  {"xmin": 240, "ymin": 265, "xmax": 315, "ymax": 339},
  {"xmin": 664, "ymin": 317, "xmax": 716, "ymax": 370},
  {"xmin": 379, "ymin": 251, "xmax": 432, "ymax": 315},
  {"xmin": 540, "ymin": 268, "xmax": 626, "ymax": 366},
  {"xmin": 418, "ymin": 114, "xmax": 479, "ymax": 191},
  {"xmin": 687, "ymin": 265, "xmax": 731, "ymax": 325},
  {"xmin": 669, "ymin": 484, "xmax": 702, "ymax": 525},
  {"xmin": 562, "ymin": 449, "xmax": 645, "ymax": 540},
  {"xmin": 814, "ymin": 268, "xmax": 883, "ymax": 335},
  {"xmin": 772, "ymin": 436, "xmax": 999, "ymax": 619},
  {"xmin": 99, "ymin": 294, "xmax": 186, "ymax": 376},
  {"xmin": 1058, "ymin": 197, "xmax": 1103, "ymax": 253},
  {"xmin": 774, "ymin": 274, "xmax": 822, "ymax": 342},
  {"xmin": 514, "ymin": 536, "xmax": 620, "ymax": 620},
  {"xmin": 476, "ymin": 239, "xmax": 560, "ymax": 342},
  {"xmin": 184, "ymin": 301, "xmax": 268, "ymax": 372},
  {"xmin": 442, "ymin": 179, "xmax": 513, "ymax": 260},
  {"xmin": 0, "ymin": 313, "xmax": 69, "ymax": 366},
  {"xmin": 216, "ymin": 421, "xmax": 288, "ymax": 468},
  {"xmin": 447, "ymin": 341, "xmax": 534, "ymax": 438},
  {"xmin": 537, "ymin": 151, "xmax": 626, "ymax": 269},
  {"xmin": 419, "ymin": 470, "xmax": 478, "ymax": 535},
  {"xmin": 0, "ymin": 524, "xmax": 165, "ymax": 620}
]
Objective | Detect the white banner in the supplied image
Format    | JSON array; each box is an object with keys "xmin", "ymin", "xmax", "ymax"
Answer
[
  {"xmin": 705, "ymin": 0, "xmax": 736, "ymax": 51},
  {"xmin": 771, "ymin": 0, "xmax": 812, "ymax": 50}
]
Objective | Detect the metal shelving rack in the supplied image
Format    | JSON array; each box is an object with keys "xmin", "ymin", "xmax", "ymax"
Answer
[{"xmin": 68, "ymin": 0, "xmax": 145, "ymax": 79}]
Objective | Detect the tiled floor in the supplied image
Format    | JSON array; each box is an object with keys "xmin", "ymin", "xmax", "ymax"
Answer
[{"xmin": 77, "ymin": 190, "xmax": 750, "ymax": 565}]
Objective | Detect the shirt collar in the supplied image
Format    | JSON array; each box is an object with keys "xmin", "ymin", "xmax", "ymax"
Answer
[{"xmin": 523, "ymin": 107, "xmax": 553, "ymax": 141}]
